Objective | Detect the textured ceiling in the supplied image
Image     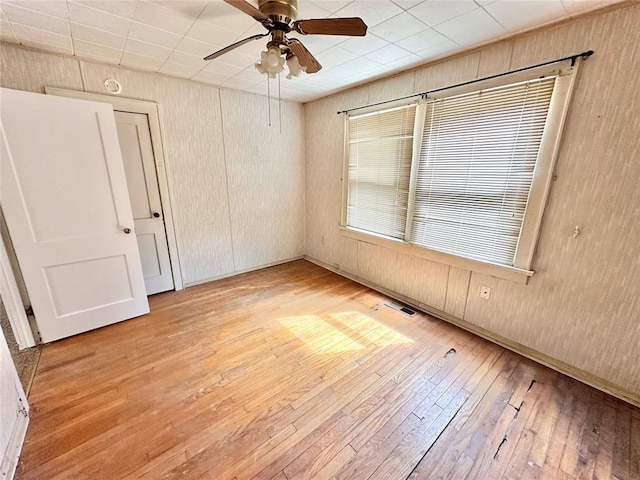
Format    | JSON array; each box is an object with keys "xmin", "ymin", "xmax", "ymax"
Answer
[{"xmin": 0, "ymin": 0, "xmax": 621, "ymax": 102}]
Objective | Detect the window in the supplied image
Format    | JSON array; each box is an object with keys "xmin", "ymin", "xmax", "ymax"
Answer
[
  {"xmin": 344, "ymin": 69, "xmax": 576, "ymax": 277},
  {"xmin": 347, "ymin": 104, "xmax": 416, "ymax": 239}
]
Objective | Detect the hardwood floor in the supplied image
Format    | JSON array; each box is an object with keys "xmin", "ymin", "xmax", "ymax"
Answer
[{"xmin": 15, "ymin": 260, "xmax": 640, "ymax": 480}]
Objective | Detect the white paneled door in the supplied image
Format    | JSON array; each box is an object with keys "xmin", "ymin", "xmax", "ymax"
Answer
[
  {"xmin": 0, "ymin": 88, "xmax": 149, "ymax": 343},
  {"xmin": 115, "ymin": 111, "xmax": 174, "ymax": 295}
]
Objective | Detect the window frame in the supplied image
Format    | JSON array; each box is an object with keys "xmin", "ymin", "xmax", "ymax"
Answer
[{"xmin": 340, "ymin": 62, "xmax": 580, "ymax": 284}]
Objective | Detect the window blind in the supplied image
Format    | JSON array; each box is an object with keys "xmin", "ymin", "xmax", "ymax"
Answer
[
  {"xmin": 409, "ymin": 77, "xmax": 556, "ymax": 265},
  {"xmin": 347, "ymin": 104, "xmax": 417, "ymax": 239}
]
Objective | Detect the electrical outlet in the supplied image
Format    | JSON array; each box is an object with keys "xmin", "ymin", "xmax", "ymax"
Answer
[
  {"xmin": 480, "ymin": 286, "xmax": 491, "ymax": 300},
  {"xmin": 321, "ymin": 236, "xmax": 325, "ymax": 245}
]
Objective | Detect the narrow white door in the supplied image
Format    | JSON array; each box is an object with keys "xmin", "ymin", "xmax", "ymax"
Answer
[
  {"xmin": 0, "ymin": 88, "xmax": 149, "ymax": 343},
  {"xmin": 115, "ymin": 111, "xmax": 174, "ymax": 295}
]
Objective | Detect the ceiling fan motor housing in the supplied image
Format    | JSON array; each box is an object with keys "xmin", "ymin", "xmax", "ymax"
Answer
[{"xmin": 259, "ymin": 0, "xmax": 298, "ymax": 25}]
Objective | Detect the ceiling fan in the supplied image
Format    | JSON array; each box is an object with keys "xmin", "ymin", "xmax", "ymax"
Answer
[{"xmin": 204, "ymin": 0, "xmax": 368, "ymax": 78}]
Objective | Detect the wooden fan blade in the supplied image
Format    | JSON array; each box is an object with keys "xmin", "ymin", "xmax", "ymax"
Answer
[
  {"xmin": 203, "ymin": 33, "xmax": 269, "ymax": 61},
  {"xmin": 287, "ymin": 38, "xmax": 322, "ymax": 74},
  {"xmin": 224, "ymin": 0, "xmax": 272, "ymax": 24},
  {"xmin": 293, "ymin": 17, "xmax": 367, "ymax": 36}
]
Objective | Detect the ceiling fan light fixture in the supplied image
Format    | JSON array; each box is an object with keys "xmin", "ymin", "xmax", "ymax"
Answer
[
  {"xmin": 286, "ymin": 55, "xmax": 306, "ymax": 79},
  {"xmin": 255, "ymin": 46, "xmax": 285, "ymax": 78}
]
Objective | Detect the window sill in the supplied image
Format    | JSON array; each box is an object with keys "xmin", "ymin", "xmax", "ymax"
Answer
[{"xmin": 339, "ymin": 226, "xmax": 534, "ymax": 285}]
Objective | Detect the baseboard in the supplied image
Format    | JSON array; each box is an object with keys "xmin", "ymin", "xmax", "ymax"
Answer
[
  {"xmin": 0, "ymin": 412, "xmax": 29, "ymax": 480},
  {"xmin": 184, "ymin": 256, "xmax": 305, "ymax": 288},
  {"xmin": 304, "ymin": 255, "xmax": 640, "ymax": 409}
]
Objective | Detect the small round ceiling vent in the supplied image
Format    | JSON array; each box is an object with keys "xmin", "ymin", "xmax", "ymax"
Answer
[{"xmin": 104, "ymin": 78, "xmax": 122, "ymax": 95}]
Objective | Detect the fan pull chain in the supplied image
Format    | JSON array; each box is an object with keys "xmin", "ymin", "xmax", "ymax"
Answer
[
  {"xmin": 278, "ymin": 72, "xmax": 282, "ymax": 134},
  {"xmin": 267, "ymin": 75, "xmax": 272, "ymax": 127}
]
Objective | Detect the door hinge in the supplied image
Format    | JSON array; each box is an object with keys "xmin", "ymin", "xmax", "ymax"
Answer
[
  {"xmin": 17, "ymin": 398, "xmax": 29, "ymax": 418},
  {"xmin": 25, "ymin": 305, "xmax": 34, "ymax": 316}
]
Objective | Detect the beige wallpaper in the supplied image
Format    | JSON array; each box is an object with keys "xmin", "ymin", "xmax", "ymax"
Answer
[
  {"xmin": 220, "ymin": 89, "xmax": 305, "ymax": 271},
  {"xmin": 304, "ymin": 3, "xmax": 640, "ymax": 400},
  {"xmin": 0, "ymin": 44, "xmax": 305, "ymax": 286}
]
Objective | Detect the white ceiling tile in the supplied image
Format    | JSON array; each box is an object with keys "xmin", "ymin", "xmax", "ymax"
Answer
[
  {"xmin": 334, "ymin": 0, "xmax": 404, "ymax": 28},
  {"xmin": 413, "ymin": 37, "xmax": 457, "ymax": 58},
  {"xmin": 197, "ymin": 1, "xmax": 256, "ymax": 31},
  {"xmin": 284, "ymin": 81, "xmax": 326, "ymax": 93},
  {"xmin": 297, "ymin": 1, "xmax": 334, "ymax": 18},
  {"xmin": 70, "ymin": 0, "xmax": 137, "ymax": 19},
  {"xmin": 395, "ymin": 27, "xmax": 451, "ymax": 53},
  {"xmin": 175, "ymin": 36, "xmax": 220, "ymax": 57},
  {"xmin": 370, "ymin": 11, "xmax": 427, "ymax": 43},
  {"xmin": 238, "ymin": 21, "xmax": 269, "ymax": 37},
  {"xmin": 158, "ymin": 61, "xmax": 202, "ymax": 78},
  {"xmin": 341, "ymin": 55, "xmax": 386, "ymax": 72},
  {"xmin": 0, "ymin": 18, "xmax": 18, "ymax": 43},
  {"xmin": 483, "ymin": 0, "xmax": 567, "ymax": 32},
  {"xmin": 230, "ymin": 39, "xmax": 267, "ymax": 60},
  {"xmin": 308, "ymin": 1, "xmax": 355, "ymax": 15},
  {"xmin": 72, "ymin": 39, "xmax": 122, "ymax": 62},
  {"xmin": 381, "ymin": 52, "xmax": 423, "ymax": 69},
  {"xmin": 339, "ymin": 33, "xmax": 388, "ymax": 55},
  {"xmin": 202, "ymin": 59, "xmax": 245, "ymax": 77},
  {"xmin": 165, "ymin": 50, "xmax": 208, "ymax": 68},
  {"xmin": 390, "ymin": 0, "xmax": 424, "ymax": 10},
  {"xmin": 3, "ymin": 0, "xmax": 68, "ymax": 19},
  {"xmin": 434, "ymin": 7, "xmax": 506, "ymax": 46},
  {"xmin": 211, "ymin": 49, "xmax": 256, "ymax": 68},
  {"xmin": 234, "ymin": 65, "xmax": 266, "ymax": 82},
  {"xmin": 364, "ymin": 42, "xmax": 415, "ymax": 64},
  {"xmin": 186, "ymin": 18, "xmax": 243, "ymax": 46},
  {"xmin": 120, "ymin": 51, "xmax": 165, "ymax": 71},
  {"xmin": 409, "ymin": 0, "xmax": 478, "ymax": 26},
  {"xmin": 289, "ymin": 32, "xmax": 346, "ymax": 52},
  {"xmin": 128, "ymin": 21, "xmax": 182, "ymax": 49},
  {"xmin": 1, "ymin": 3, "xmax": 69, "ymax": 36},
  {"xmin": 70, "ymin": 23, "xmax": 126, "ymax": 49},
  {"xmin": 123, "ymin": 37, "xmax": 172, "ymax": 60},
  {"xmin": 315, "ymin": 46, "xmax": 359, "ymax": 69},
  {"xmin": 68, "ymin": 2, "xmax": 133, "ymax": 36},
  {"xmin": 193, "ymin": 68, "xmax": 235, "ymax": 84},
  {"xmin": 147, "ymin": 0, "xmax": 208, "ymax": 18},
  {"xmin": 11, "ymin": 23, "xmax": 72, "ymax": 51},
  {"xmin": 133, "ymin": 0, "xmax": 196, "ymax": 35}
]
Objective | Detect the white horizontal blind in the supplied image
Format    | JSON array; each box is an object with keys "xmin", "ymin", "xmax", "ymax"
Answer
[
  {"xmin": 347, "ymin": 104, "xmax": 417, "ymax": 239},
  {"xmin": 410, "ymin": 77, "xmax": 557, "ymax": 265}
]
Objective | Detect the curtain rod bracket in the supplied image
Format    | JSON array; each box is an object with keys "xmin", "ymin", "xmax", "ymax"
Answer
[{"xmin": 572, "ymin": 49, "xmax": 594, "ymax": 66}]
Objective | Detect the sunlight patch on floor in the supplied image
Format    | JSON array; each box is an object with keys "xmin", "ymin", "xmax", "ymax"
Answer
[
  {"xmin": 330, "ymin": 312, "xmax": 414, "ymax": 347},
  {"xmin": 278, "ymin": 311, "xmax": 413, "ymax": 355},
  {"xmin": 278, "ymin": 315, "xmax": 365, "ymax": 354}
]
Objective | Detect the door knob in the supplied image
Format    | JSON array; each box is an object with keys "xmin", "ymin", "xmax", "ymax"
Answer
[
  {"xmin": 123, "ymin": 228, "xmax": 131, "ymax": 234},
  {"xmin": 153, "ymin": 212, "xmax": 160, "ymax": 218}
]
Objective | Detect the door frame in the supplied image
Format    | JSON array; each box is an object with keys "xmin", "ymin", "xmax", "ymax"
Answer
[
  {"xmin": 0, "ymin": 229, "xmax": 36, "ymax": 348},
  {"xmin": 44, "ymin": 87, "xmax": 184, "ymax": 293}
]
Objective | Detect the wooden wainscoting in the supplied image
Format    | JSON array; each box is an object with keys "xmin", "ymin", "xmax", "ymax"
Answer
[{"xmin": 16, "ymin": 260, "xmax": 640, "ymax": 479}]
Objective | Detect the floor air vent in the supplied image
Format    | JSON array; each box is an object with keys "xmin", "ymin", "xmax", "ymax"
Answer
[{"xmin": 385, "ymin": 301, "xmax": 416, "ymax": 317}]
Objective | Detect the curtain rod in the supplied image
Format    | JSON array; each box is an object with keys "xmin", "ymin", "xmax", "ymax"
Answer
[{"xmin": 337, "ymin": 50, "xmax": 594, "ymax": 115}]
